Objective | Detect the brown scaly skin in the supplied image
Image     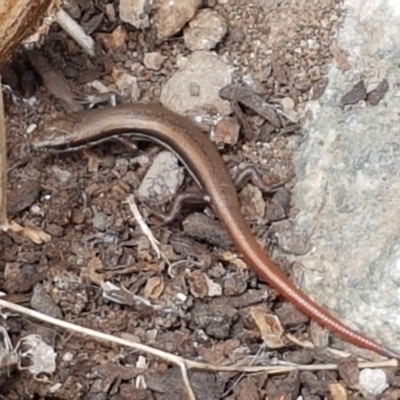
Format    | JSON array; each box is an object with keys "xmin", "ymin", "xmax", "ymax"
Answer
[{"xmin": 31, "ymin": 103, "xmax": 400, "ymax": 361}]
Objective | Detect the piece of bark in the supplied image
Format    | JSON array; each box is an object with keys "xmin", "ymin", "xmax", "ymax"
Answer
[
  {"xmin": 0, "ymin": 0, "xmax": 54, "ymax": 229},
  {"xmin": 0, "ymin": 83, "xmax": 7, "ymax": 230},
  {"xmin": 0, "ymin": 0, "xmax": 53, "ymax": 67}
]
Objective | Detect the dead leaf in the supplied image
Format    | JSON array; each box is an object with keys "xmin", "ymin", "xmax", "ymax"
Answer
[
  {"xmin": 144, "ymin": 276, "xmax": 164, "ymax": 300},
  {"xmin": 84, "ymin": 149, "xmax": 102, "ymax": 173},
  {"xmin": 329, "ymin": 383, "xmax": 348, "ymax": 400},
  {"xmin": 96, "ymin": 25, "xmax": 127, "ymax": 51},
  {"xmin": 188, "ymin": 270, "xmax": 208, "ymax": 298},
  {"xmin": 203, "ymin": 274, "xmax": 222, "ymax": 297},
  {"xmin": 219, "ymin": 250, "xmax": 248, "ymax": 273},
  {"xmin": 250, "ymin": 305, "xmax": 285, "ymax": 348},
  {"xmin": 81, "ymin": 257, "xmax": 104, "ymax": 286},
  {"xmin": 8, "ymin": 221, "xmax": 51, "ymax": 244}
]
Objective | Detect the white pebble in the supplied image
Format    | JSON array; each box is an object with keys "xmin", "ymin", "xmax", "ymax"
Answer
[{"xmin": 359, "ymin": 368, "xmax": 388, "ymax": 395}]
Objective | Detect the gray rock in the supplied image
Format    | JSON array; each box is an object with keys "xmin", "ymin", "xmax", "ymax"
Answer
[{"xmin": 290, "ymin": 0, "xmax": 400, "ymax": 351}]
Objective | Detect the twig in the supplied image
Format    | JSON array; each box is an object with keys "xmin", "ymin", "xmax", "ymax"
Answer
[
  {"xmin": 125, "ymin": 194, "xmax": 171, "ymax": 266},
  {"xmin": 222, "ymin": 345, "xmax": 264, "ymax": 397},
  {"xmin": 179, "ymin": 361, "xmax": 196, "ymax": 400},
  {"xmin": 54, "ymin": 8, "xmax": 95, "ymax": 57},
  {"xmin": 0, "ymin": 299, "xmax": 397, "ymax": 375},
  {"xmin": 0, "ymin": 80, "xmax": 9, "ymax": 230}
]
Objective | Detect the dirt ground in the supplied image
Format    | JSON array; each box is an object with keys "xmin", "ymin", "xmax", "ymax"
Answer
[{"xmin": 1, "ymin": 0, "xmax": 400, "ymax": 399}]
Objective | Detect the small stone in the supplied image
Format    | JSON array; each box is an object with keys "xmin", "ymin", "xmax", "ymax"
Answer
[
  {"xmin": 184, "ymin": 9, "xmax": 227, "ymax": 51},
  {"xmin": 182, "ymin": 212, "xmax": 232, "ymax": 248},
  {"xmin": 239, "ymin": 185, "xmax": 265, "ymax": 220},
  {"xmin": 212, "ymin": 117, "xmax": 240, "ymax": 145},
  {"xmin": 52, "ymin": 166, "xmax": 72, "ymax": 183},
  {"xmin": 270, "ymin": 220, "xmax": 311, "ymax": 255},
  {"xmin": 138, "ymin": 151, "xmax": 185, "ymax": 204},
  {"xmin": 105, "ymin": 3, "xmax": 116, "ymax": 22},
  {"xmin": 63, "ymin": 0, "xmax": 81, "ymax": 19},
  {"xmin": 3, "ymin": 263, "xmax": 47, "ymax": 293},
  {"xmin": 223, "ymin": 274, "xmax": 248, "ymax": 296},
  {"xmin": 160, "ymin": 51, "xmax": 232, "ymax": 117},
  {"xmin": 259, "ymin": 122, "xmax": 276, "ymax": 141},
  {"xmin": 309, "ymin": 65, "xmax": 321, "ymax": 82},
  {"xmin": 280, "ymin": 97, "xmax": 295, "ymax": 113},
  {"xmin": 367, "ymin": 79, "xmax": 389, "ymax": 106},
  {"xmin": 190, "ymin": 303, "xmax": 237, "ymax": 339},
  {"xmin": 31, "ymin": 284, "xmax": 62, "ymax": 319},
  {"xmin": 143, "ymin": 52, "xmax": 165, "ymax": 70},
  {"xmin": 359, "ymin": 369, "xmax": 388, "ymax": 396},
  {"xmin": 189, "ymin": 82, "xmax": 200, "ymax": 97},
  {"xmin": 274, "ymin": 302, "xmax": 309, "ymax": 328},
  {"xmin": 112, "ymin": 68, "xmax": 141, "ymax": 101},
  {"xmin": 340, "ymin": 80, "xmax": 367, "ymax": 105},
  {"xmin": 154, "ymin": 0, "xmax": 201, "ymax": 43},
  {"xmin": 92, "ymin": 212, "xmax": 108, "ymax": 231},
  {"xmin": 119, "ymin": 0, "xmax": 149, "ymax": 29},
  {"xmin": 45, "ymin": 224, "xmax": 64, "ymax": 237},
  {"xmin": 71, "ymin": 209, "xmax": 85, "ymax": 225}
]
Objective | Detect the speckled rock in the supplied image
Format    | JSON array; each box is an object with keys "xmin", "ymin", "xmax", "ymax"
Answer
[{"xmin": 290, "ymin": 0, "xmax": 400, "ymax": 352}]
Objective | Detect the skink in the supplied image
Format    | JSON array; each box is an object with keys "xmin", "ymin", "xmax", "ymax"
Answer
[{"xmin": 31, "ymin": 103, "xmax": 400, "ymax": 360}]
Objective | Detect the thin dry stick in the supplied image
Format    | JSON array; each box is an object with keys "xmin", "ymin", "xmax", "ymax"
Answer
[
  {"xmin": 54, "ymin": 8, "xmax": 95, "ymax": 57},
  {"xmin": 125, "ymin": 194, "xmax": 171, "ymax": 266},
  {"xmin": 179, "ymin": 361, "xmax": 196, "ymax": 400},
  {"xmin": 0, "ymin": 81, "xmax": 8, "ymax": 230},
  {"xmin": 125, "ymin": 195, "xmax": 161, "ymax": 258}
]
